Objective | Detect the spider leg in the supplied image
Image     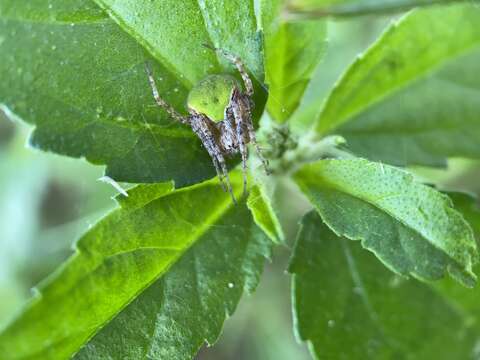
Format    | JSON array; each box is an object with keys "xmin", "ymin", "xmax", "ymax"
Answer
[
  {"xmin": 190, "ymin": 115, "xmax": 237, "ymax": 204},
  {"xmin": 190, "ymin": 117, "xmax": 227, "ymax": 192},
  {"xmin": 207, "ymin": 152, "xmax": 228, "ymax": 193},
  {"xmin": 145, "ymin": 62, "xmax": 189, "ymax": 124},
  {"xmin": 230, "ymin": 99, "xmax": 249, "ymax": 197},
  {"xmin": 219, "ymin": 111, "xmax": 237, "ymax": 153},
  {"xmin": 203, "ymin": 45, "xmax": 254, "ymax": 97},
  {"xmin": 215, "ymin": 150, "xmax": 237, "ymax": 205},
  {"xmin": 245, "ymin": 117, "xmax": 270, "ymax": 175}
]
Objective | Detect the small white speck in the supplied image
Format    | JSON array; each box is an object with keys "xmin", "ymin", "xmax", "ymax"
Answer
[
  {"xmin": 174, "ymin": 88, "xmax": 179, "ymax": 92},
  {"xmin": 227, "ymin": 282, "xmax": 234, "ymax": 289}
]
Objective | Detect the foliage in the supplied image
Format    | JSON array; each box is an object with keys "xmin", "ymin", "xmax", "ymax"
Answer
[
  {"xmin": 290, "ymin": 211, "xmax": 479, "ymax": 359},
  {"xmin": 1, "ymin": 0, "xmax": 480, "ymax": 359}
]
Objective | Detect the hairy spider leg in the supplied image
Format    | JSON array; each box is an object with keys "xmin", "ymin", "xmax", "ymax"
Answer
[
  {"xmin": 145, "ymin": 62, "xmax": 188, "ymax": 124},
  {"xmin": 221, "ymin": 108, "xmax": 238, "ymax": 154},
  {"xmin": 189, "ymin": 116, "xmax": 227, "ymax": 192},
  {"xmin": 204, "ymin": 45, "xmax": 254, "ymax": 97},
  {"xmin": 190, "ymin": 115, "xmax": 237, "ymax": 204},
  {"xmin": 245, "ymin": 112, "xmax": 270, "ymax": 175},
  {"xmin": 230, "ymin": 95, "xmax": 249, "ymax": 196},
  {"xmin": 206, "ymin": 150, "xmax": 228, "ymax": 193}
]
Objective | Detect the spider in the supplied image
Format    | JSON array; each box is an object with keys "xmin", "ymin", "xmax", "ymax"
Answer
[{"xmin": 146, "ymin": 46, "xmax": 269, "ymax": 204}]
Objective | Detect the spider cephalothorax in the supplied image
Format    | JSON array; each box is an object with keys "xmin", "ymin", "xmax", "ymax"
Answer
[{"xmin": 146, "ymin": 47, "xmax": 269, "ymax": 203}]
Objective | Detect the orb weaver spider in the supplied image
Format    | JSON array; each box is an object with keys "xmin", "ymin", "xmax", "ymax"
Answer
[{"xmin": 146, "ymin": 46, "xmax": 269, "ymax": 204}]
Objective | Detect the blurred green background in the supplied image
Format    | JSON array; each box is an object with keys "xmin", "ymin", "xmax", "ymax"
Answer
[{"xmin": 2, "ymin": 13, "xmax": 480, "ymax": 360}]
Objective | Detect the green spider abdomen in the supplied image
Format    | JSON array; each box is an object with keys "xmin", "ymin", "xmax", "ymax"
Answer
[{"xmin": 187, "ymin": 74, "xmax": 239, "ymax": 122}]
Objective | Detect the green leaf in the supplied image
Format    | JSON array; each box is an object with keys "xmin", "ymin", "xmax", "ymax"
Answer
[
  {"xmin": 259, "ymin": 0, "xmax": 327, "ymax": 122},
  {"xmin": 290, "ymin": 211, "xmax": 479, "ymax": 359},
  {"xmin": 286, "ymin": 0, "xmax": 469, "ymax": 17},
  {"xmin": 434, "ymin": 192, "xmax": 480, "ymax": 316},
  {"xmin": 313, "ymin": 4, "xmax": 480, "ymax": 167},
  {"xmin": 293, "ymin": 159, "xmax": 478, "ymax": 286},
  {"xmin": 93, "ymin": 0, "xmax": 264, "ymax": 85},
  {"xmin": 76, "ymin": 195, "xmax": 271, "ymax": 359},
  {"xmin": 0, "ymin": 0, "xmax": 266, "ymax": 186},
  {"xmin": 447, "ymin": 192, "xmax": 480, "ymax": 237},
  {"xmin": 247, "ymin": 184, "xmax": 285, "ymax": 244},
  {"xmin": 0, "ymin": 174, "xmax": 272, "ymax": 359}
]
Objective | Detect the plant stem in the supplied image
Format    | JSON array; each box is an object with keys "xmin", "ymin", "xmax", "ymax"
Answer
[{"xmin": 275, "ymin": 132, "xmax": 354, "ymax": 174}]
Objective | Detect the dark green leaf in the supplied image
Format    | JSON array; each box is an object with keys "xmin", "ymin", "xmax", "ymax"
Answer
[
  {"xmin": 314, "ymin": 4, "xmax": 480, "ymax": 167},
  {"xmin": 0, "ymin": 0, "xmax": 266, "ymax": 186},
  {"xmin": 290, "ymin": 211, "xmax": 479, "ymax": 359},
  {"xmin": 0, "ymin": 174, "xmax": 272, "ymax": 359},
  {"xmin": 294, "ymin": 159, "xmax": 478, "ymax": 286}
]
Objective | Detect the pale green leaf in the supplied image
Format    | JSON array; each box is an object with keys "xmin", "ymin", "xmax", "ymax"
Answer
[
  {"xmin": 293, "ymin": 159, "xmax": 478, "ymax": 286},
  {"xmin": 314, "ymin": 4, "xmax": 480, "ymax": 167},
  {"xmin": 0, "ymin": 174, "xmax": 272, "ymax": 359},
  {"xmin": 290, "ymin": 211, "xmax": 479, "ymax": 359},
  {"xmin": 247, "ymin": 184, "xmax": 285, "ymax": 244},
  {"xmin": 259, "ymin": 0, "xmax": 327, "ymax": 122}
]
